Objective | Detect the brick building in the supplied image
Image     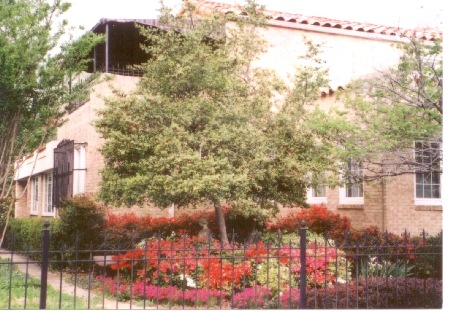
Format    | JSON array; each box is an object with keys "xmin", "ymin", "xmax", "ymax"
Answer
[{"xmin": 14, "ymin": 1, "xmax": 442, "ymax": 236}]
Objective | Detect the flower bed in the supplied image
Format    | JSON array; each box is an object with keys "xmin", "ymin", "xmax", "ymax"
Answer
[{"xmin": 94, "ymin": 235, "xmax": 350, "ymax": 308}]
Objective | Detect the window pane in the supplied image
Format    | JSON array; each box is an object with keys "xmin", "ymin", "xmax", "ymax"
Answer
[
  {"xmin": 423, "ymin": 185, "xmax": 432, "ymax": 198},
  {"xmin": 432, "ymin": 185, "xmax": 441, "ymax": 198},
  {"xmin": 416, "ymin": 184, "xmax": 424, "ymax": 198},
  {"xmin": 431, "ymin": 173, "xmax": 440, "ymax": 185}
]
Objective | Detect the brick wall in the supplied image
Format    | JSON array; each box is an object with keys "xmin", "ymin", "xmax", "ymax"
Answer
[{"xmin": 57, "ymin": 75, "xmax": 140, "ymax": 195}]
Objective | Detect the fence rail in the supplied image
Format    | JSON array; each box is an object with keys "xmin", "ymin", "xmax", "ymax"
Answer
[{"xmin": 0, "ymin": 222, "xmax": 442, "ymax": 309}]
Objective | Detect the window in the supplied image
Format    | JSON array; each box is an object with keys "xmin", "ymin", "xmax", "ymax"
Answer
[
  {"xmin": 43, "ymin": 172, "xmax": 54, "ymax": 216},
  {"xmin": 339, "ymin": 160, "xmax": 364, "ymax": 204},
  {"xmin": 73, "ymin": 145, "xmax": 86, "ymax": 195},
  {"xmin": 312, "ymin": 184, "xmax": 327, "ymax": 198},
  {"xmin": 415, "ymin": 141, "xmax": 441, "ymax": 205},
  {"xmin": 31, "ymin": 176, "xmax": 39, "ymax": 214},
  {"xmin": 307, "ymin": 172, "xmax": 327, "ymax": 204}
]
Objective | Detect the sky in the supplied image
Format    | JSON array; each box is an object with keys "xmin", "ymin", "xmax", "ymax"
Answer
[{"xmin": 64, "ymin": 0, "xmax": 443, "ymax": 38}]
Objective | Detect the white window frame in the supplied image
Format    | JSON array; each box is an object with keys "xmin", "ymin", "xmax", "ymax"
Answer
[
  {"xmin": 31, "ymin": 176, "xmax": 39, "ymax": 215},
  {"xmin": 307, "ymin": 172, "xmax": 327, "ymax": 204},
  {"xmin": 414, "ymin": 141, "xmax": 442, "ymax": 206},
  {"xmin": 307, "ymin": 186, "xmax": 327, "ymax": 204},
  {"xmin": 339, "ymin": 160, "xmax": 364, "ymax": 205},
  {"xmin": 42, "ymin": 172, "xmax": 54, "ymax": 216},
  {"xmin": 73, "ymin": 144, "xmax": 86, "ymax": 196}
]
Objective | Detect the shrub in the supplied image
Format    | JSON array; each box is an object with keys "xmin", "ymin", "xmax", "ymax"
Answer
[
  {"xmin": 103, "ymin": 205, "xmax": 268, "ymax": 249},
  {"xmin": 305, "ymin": 278, "xmax": 442, "ymax": 309},
  {"xmin": 344, "ymin": 226, "xmax": 442, "ymax": 280},
  {"xmin": 103, "ymin": 210, "xmax": 216, "ymax": 249},
  {"xmin": 266, "ymin": 205, "xmax": 351, "ymax": 241},
  {"xmin": 51, "ymin": 195, "xmax": 106, "ymax": 269},
  {"xmin": 4, "ymin": 218, "xmax": 59, "ymax": 259},
  {"xmin": 53, "ymin": 195, "xmax": 106, "ymax": 249},
  {"xmin": 409, "ymin": 232, "xmax": 442, "ymax": 279}
]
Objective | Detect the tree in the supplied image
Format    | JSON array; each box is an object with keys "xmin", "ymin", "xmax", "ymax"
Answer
[
  {"xmin": 95, "ymin": 0, "xmax": 336, "ymax": 244},
  {"xmin": 337, "ymin": 37, "xmax": 443, "ymax": 181},
  {"xmin": 0, "ymin": 0, "xmax": 103, "ymax": 244}
]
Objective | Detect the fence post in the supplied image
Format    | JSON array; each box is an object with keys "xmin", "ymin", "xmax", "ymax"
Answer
[
  {"xmin": 299, "ymin": 220, "xmax": 307, "ymax": 309},
  {"xmin": 39, "ymin": 221, "xmax": 50, "ymax": 309}
]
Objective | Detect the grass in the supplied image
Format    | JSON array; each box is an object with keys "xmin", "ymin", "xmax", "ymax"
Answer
[{"xmin": 0, "ymin": 259, "xmax": 92, "ymax": 310}]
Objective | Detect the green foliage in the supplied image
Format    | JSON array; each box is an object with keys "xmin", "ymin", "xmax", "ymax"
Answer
[
  {"xmin": 53, "ymin": 195, "xmax": 106, "ymax": 250},
  {"xmin": 4, "ymin": 218, "xmax": 59, "ymax": 254},
  {"xmin": 254, "ymin": 258, "xmax": 295, "ymax": 293}
]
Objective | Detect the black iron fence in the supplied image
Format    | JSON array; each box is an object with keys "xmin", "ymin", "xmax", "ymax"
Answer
[{"xmin": 0, "ymin": 222, "xmax": 442, "ymax": 309}]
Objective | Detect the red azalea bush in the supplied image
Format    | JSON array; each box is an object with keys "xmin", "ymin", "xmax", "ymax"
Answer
[
  {"xmin": 103, "ymin": 211, "xmax": 216, "ymax": 249},
  {"xmin": 103, "ymin": 205, "xmax": 267, "ymax": 248},
  {"xmin": 266, "ymin": 204, "xmax": 351, "ymax": 241}
]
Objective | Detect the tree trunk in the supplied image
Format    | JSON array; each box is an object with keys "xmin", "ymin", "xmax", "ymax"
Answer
[{"xmin": 212, "ymin": 198, "xmax": 229, "ymax": 245}]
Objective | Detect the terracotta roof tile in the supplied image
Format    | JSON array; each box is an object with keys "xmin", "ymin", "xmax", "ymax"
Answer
[{"xmin": 187, "ymin": 0, "xmax": 442, "ymax": 41}]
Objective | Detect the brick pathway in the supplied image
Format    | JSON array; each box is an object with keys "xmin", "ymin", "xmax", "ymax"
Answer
[{"xmin": 0, "ymin": 248, "xmax": 143, "ymax": 309}]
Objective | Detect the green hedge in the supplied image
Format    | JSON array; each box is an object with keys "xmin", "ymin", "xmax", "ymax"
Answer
[{"xmin": 5, "ymin": 218, "xmax": 59, "ymax": 257}]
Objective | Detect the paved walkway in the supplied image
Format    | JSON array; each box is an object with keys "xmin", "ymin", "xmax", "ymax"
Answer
[{"xmin": 0, "ymin": 248, "xmax": 143, "ymax": 310}]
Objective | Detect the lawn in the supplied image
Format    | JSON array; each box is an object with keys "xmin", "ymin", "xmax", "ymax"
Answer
[{"xmin": 0, "ymin": 259, "xmax": 90, "ymax": 310}]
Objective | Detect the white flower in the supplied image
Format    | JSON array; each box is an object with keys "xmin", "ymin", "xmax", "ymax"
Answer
[{"xmin": 180, "ymin": 274, "xmax": 197, "ymax": 288}]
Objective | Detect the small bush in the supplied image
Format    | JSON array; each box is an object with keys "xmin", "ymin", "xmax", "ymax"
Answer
[
  {"xmin": 51, "ymin": 195, "xmax": 106, "ymax": 269},
  {"xmin": 266, "ymin": 204, "xmax": 351, "ymax": 240},
  {"xmin": 53, "ymin": 195, "xmax": 106, "ymax": 249}
]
